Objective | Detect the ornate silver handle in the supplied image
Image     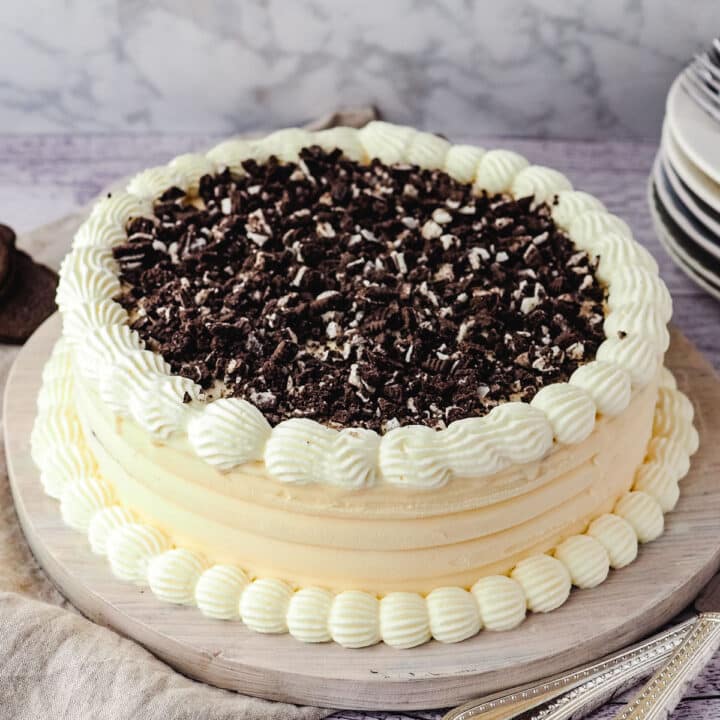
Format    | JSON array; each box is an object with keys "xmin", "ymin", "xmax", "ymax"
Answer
[
  {"xmin": 612, "ymin": 612, "xmax": 720, "ymax": 720},
  {"xmin": 522, "ymin": 637, "xmax": 682, "ymax": 720},
  {"xmin": 444, "ymin": 617, "xmax": 695, "ymax": 720}
]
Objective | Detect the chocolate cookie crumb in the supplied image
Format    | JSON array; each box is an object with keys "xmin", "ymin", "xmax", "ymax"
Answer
[{"xmin": 114, "ymin": 148, "xmax": 606, "ymax": 431}]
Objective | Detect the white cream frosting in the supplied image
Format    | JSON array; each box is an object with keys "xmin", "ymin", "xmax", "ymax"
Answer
[
  {"xmin": 633, "ymin": 461, "xmax": 679, "ymax": 512},
  {"xmin": 511, "ymin": 554, "xmax": 572, "ymax": 614},
  {"xmin": 87, "ymin": 505, "xmax": 137, "ymax": 555},
  {"xmin": 42, "ymin": 339, "xmax": 73, "ymax": 382},
  {"xmin": 205, "ymin": 138, "xmax": 258, "ymax": 173},
  {"xmin": 98, "ymin": 350, "xmax": 171, "ymax": 414},
  {"xmin": 56, "ymin": 266, "xmax": 120, "ymax": 310},
  {"xmin": 147, "ymin": 548, "xmax": 207, "ymax": 605},
  {"xmin": 378, "ymin": 425, "xmax": 449, "ymax": 488},
  {"xmin": 654, "ymin": 387, "xmax": 698, "ymax": 455},
  {"xmin": 195, "ymin": 565, "xmax": 248, "ymax": 620},
  {"xmin": 405, "ymin": 131, "xmax": 451, "ymax": 170},
  {"xmin": 358, "ymin": 121, "xmax": 415, "ymax": 165},
  {"xmin": 63, "ymin": 300, "xmax": 128, "ymax": 343},
  {"xmin": 127, "ymin": 165, "xmax": 185, "ymax": 199},
  {"xmin": 168, "ymin": 153, "xmax": 218, "ymax": 192},
  {"xmin": 473, "ymin": 149, "xmax": 528, "ymax": 194},
  {"xmin": 440, "ymin": 419, "xmax": 504, "ymax": 478},
  {"xmin": 614, "ymin": 491, "xmax": 664, "ymax": 544},
  {"xmin": 647, "ymin": 436, "xmax": 690, "ymax": 479},
  {"xmin": 90, "ymin": 192, "xmax": 152, "ymax": 228},
  {"xmin": 73, "ymin": 214, "xmax": 128, "ymax": 250},
  {"xmin": 607, "ymin": 267, "xmax": 673, "ymax": 322},
  {"xmin": 471, "ymin": 575, "xmax": 527, "ymax": 631},
  {"xmin": 604, "ymin": 306, "xmax": 670, "ymax": 353},
  {"xmin": 551, "ymin": 191, "xmax": 606, "ymax": 229},
  {"xmin": 240, "ymin": 578, "xmax": 293, "ymax": 634},
  {"xmin": 596, "ymin": 335, "xmax": 659, "ymax": 388},
  {"xmin": 31, "ymin": 408, "xmax": 82, "ymax": 467},
  {"xmin": 40, "ymin": 443, "xmax": 97, "ymax": 499},
  {"xmin": 444, "ymin": 402, "xmax": 554, "ymax": 474},
  {"xmin": 77, "ymin": 325, "xmax": 144, "ymax": 382},
  {"xmin": 255, "ymin": 128, "xmax": 316, "ymax": 163},
  {"xmin": 379, "ymin": 592, "xmax": 431, "ymax": 649},
  {"xmin": 61, "ymin": 245, "xmax": 118, "ymax": 277},
  {"xmin": 264, "ymin": 418, "xmax": 337, "ymax": 484},
  {"xmin": 593, "ymin": 234, "xmax": 659, "ymax": 284},
  {"xmin": 60, "ymin": 474, "xmax": 115, "ymax": 532},
  {"xmin": 426, "ymin": 587, "xmax": 481, "ymax": 643},
  {"xmin": 570, "ymin": 361, "xmax": 631, "ymax": 417},
  {"xmin": 328, "ymin": 591, "xmax": 381, "ymax": 648},
  {"xmin": 510, "ymin": 165, "xmax": 573, "ymax": 207},
  {"xmin": 443, "ymin": 144, "xmax": 485, "ymax": 184},
  {"xmin": 287, "ymin": 587, "xmax": 334, "ymax": 643},
  {"xmin": 659, "ymin": 367, "xmax": 677, "ymax": 390},
  {"xmin": 128, "ymin": 375, "xmax": 201, "ymax": 440},
  {"xmin": 530, "ymin": 383, "xmax": 596, "ymax": 444},
  {"xmin": 327, "ymin": 428, "xmax": 381, "ymax": 488},
  {"xmin": 666, "ymin": 422, "xmax": 699, "ymax": 458},
  {"xmin": 586, "ymin": 513, "xmax": 638, "ymax": 569},
  {"xmin": 106, "ymin": 522, "xmax": 172, "ymax": 585},
  {"xmin": 53, "ymin": 120, "xmax": 676, "ymax": 491},
  {"xmin": 655, "ymin": 387, "xmax": 694, "ymax": 431},
  {"xmin": 188, "ymin": 398, "xmax": 271, "ymax": 470},
  {"xmin": 568, "ymin": 211, "xmax": 633, "ymax": 252},
  {"xmin": 554, "ymin": 535, "xmax": 610, "ymax": 589},
  {"xmin": 36, "ymin": 375, "xmax": 73, "ymax": 414},
  {"xmin": 312, "ymin": 127, "xmax": 366, "ymax": 163}
]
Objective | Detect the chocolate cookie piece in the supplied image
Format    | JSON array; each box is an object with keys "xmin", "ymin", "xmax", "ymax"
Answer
[
  {"xmin": 0, "ymin": 224, "xmax": 16, "ymax": 301},
  {"xmin": 0, "ymin": 249, "xmax": 57, "ymax": 344}
]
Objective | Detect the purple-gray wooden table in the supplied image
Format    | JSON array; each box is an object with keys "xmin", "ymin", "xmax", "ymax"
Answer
[{"xmin": 1, "ymin": 133, "xmax": 719, "ymax": 720}]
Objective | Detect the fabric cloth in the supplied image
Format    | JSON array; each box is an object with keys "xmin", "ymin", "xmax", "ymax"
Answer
[{"xmin": 0, "ymin": 108, "xmax": 378, "ymax": 720}]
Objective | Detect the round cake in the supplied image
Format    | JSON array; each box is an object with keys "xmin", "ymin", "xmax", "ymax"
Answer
[{"xmin": 32, "ymin": 122, "xmax": 698, "ymax": 648}]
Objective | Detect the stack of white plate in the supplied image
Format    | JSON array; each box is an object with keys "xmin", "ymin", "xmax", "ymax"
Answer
[{"xmin": 650, "ymin": 74, "xmax": 720, "ymax": 300}]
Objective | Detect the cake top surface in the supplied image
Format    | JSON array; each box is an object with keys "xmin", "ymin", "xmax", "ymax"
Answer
[
  {"xmin": 113, "ymin": 146, "xmax": 605, "ymax": 431},
  {"xmin": 57, "ymin": 122, "xmax": 670, "ymax": 488}
]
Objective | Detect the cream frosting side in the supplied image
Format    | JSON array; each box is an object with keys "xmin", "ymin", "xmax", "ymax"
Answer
[
  {"xmin": 194, "ymin": 565, "xmax": 248, "ymax": 620},
  {"xmin": 54, "ymin": 121, "xmax": 674, "ymax": 490},
  {"xmin": 32, "ymin": 346, "xmax": 697, "ymax": 648},
  {"xmin": 74, "ymin": 365, "xmax": 658, "ymax": 592}
]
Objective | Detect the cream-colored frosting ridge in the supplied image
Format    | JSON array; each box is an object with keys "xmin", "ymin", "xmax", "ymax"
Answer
[{"xmin": 54, "ymin": 121, "xmax": 673, "ymax": 490}]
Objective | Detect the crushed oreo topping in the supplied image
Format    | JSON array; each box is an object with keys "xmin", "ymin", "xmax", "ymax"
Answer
[{"xmin": 113, "ymin": 147, "xmax": 606, "ymax": 431}]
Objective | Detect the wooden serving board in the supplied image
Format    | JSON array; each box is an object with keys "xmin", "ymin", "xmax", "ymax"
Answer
[{"xmin": 5, "ymin": 315, "xmax": 720, "ymax": 711}]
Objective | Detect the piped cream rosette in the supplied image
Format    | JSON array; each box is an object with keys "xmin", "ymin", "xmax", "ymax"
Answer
[
  {"xmin": 32, "ymin": 338, "xmax": 697, "ymax": 648},
  {"xmin": 56, "ymin": 121, "xmax": 673, "ymax": 490}
]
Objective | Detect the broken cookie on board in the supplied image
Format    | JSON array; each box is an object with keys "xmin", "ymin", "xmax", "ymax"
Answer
[{"xmin": 0, "ymin": 224, "xmax": 58, "ymax": 344}]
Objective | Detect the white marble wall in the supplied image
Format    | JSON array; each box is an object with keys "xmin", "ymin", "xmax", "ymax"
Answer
[{"xmin": 0, "ymin": 0, "xmax": 716, "ymax": 139}]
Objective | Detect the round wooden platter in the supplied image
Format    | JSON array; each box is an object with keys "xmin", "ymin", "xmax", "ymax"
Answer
[{"xmin": 5, "ymin": 315, "xmax": 720, "ymax": 711}]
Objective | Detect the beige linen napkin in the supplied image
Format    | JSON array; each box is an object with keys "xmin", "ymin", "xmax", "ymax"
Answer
[{"xmin": 0, "ymin": 108, "xmax": 377, "ymax": 719}]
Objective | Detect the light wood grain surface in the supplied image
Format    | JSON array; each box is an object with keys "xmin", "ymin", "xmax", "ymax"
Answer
[{"xmin": 1, "ymin": 133, "xmax": 719, "ymax": 718}]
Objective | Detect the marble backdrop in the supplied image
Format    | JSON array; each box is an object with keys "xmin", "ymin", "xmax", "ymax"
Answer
[{"xmin": 0, "ymin": 0, "xmax": 716, "ymax": 139}]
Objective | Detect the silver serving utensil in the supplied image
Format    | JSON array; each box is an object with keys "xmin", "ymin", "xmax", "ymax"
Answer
[
  {"xmin": 612, "ymin": 572, "xmax": 720, "ymax": 719},
  {"xmin": 442, "ymin": 618, "xmax": 694, "ymax": 720}
]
